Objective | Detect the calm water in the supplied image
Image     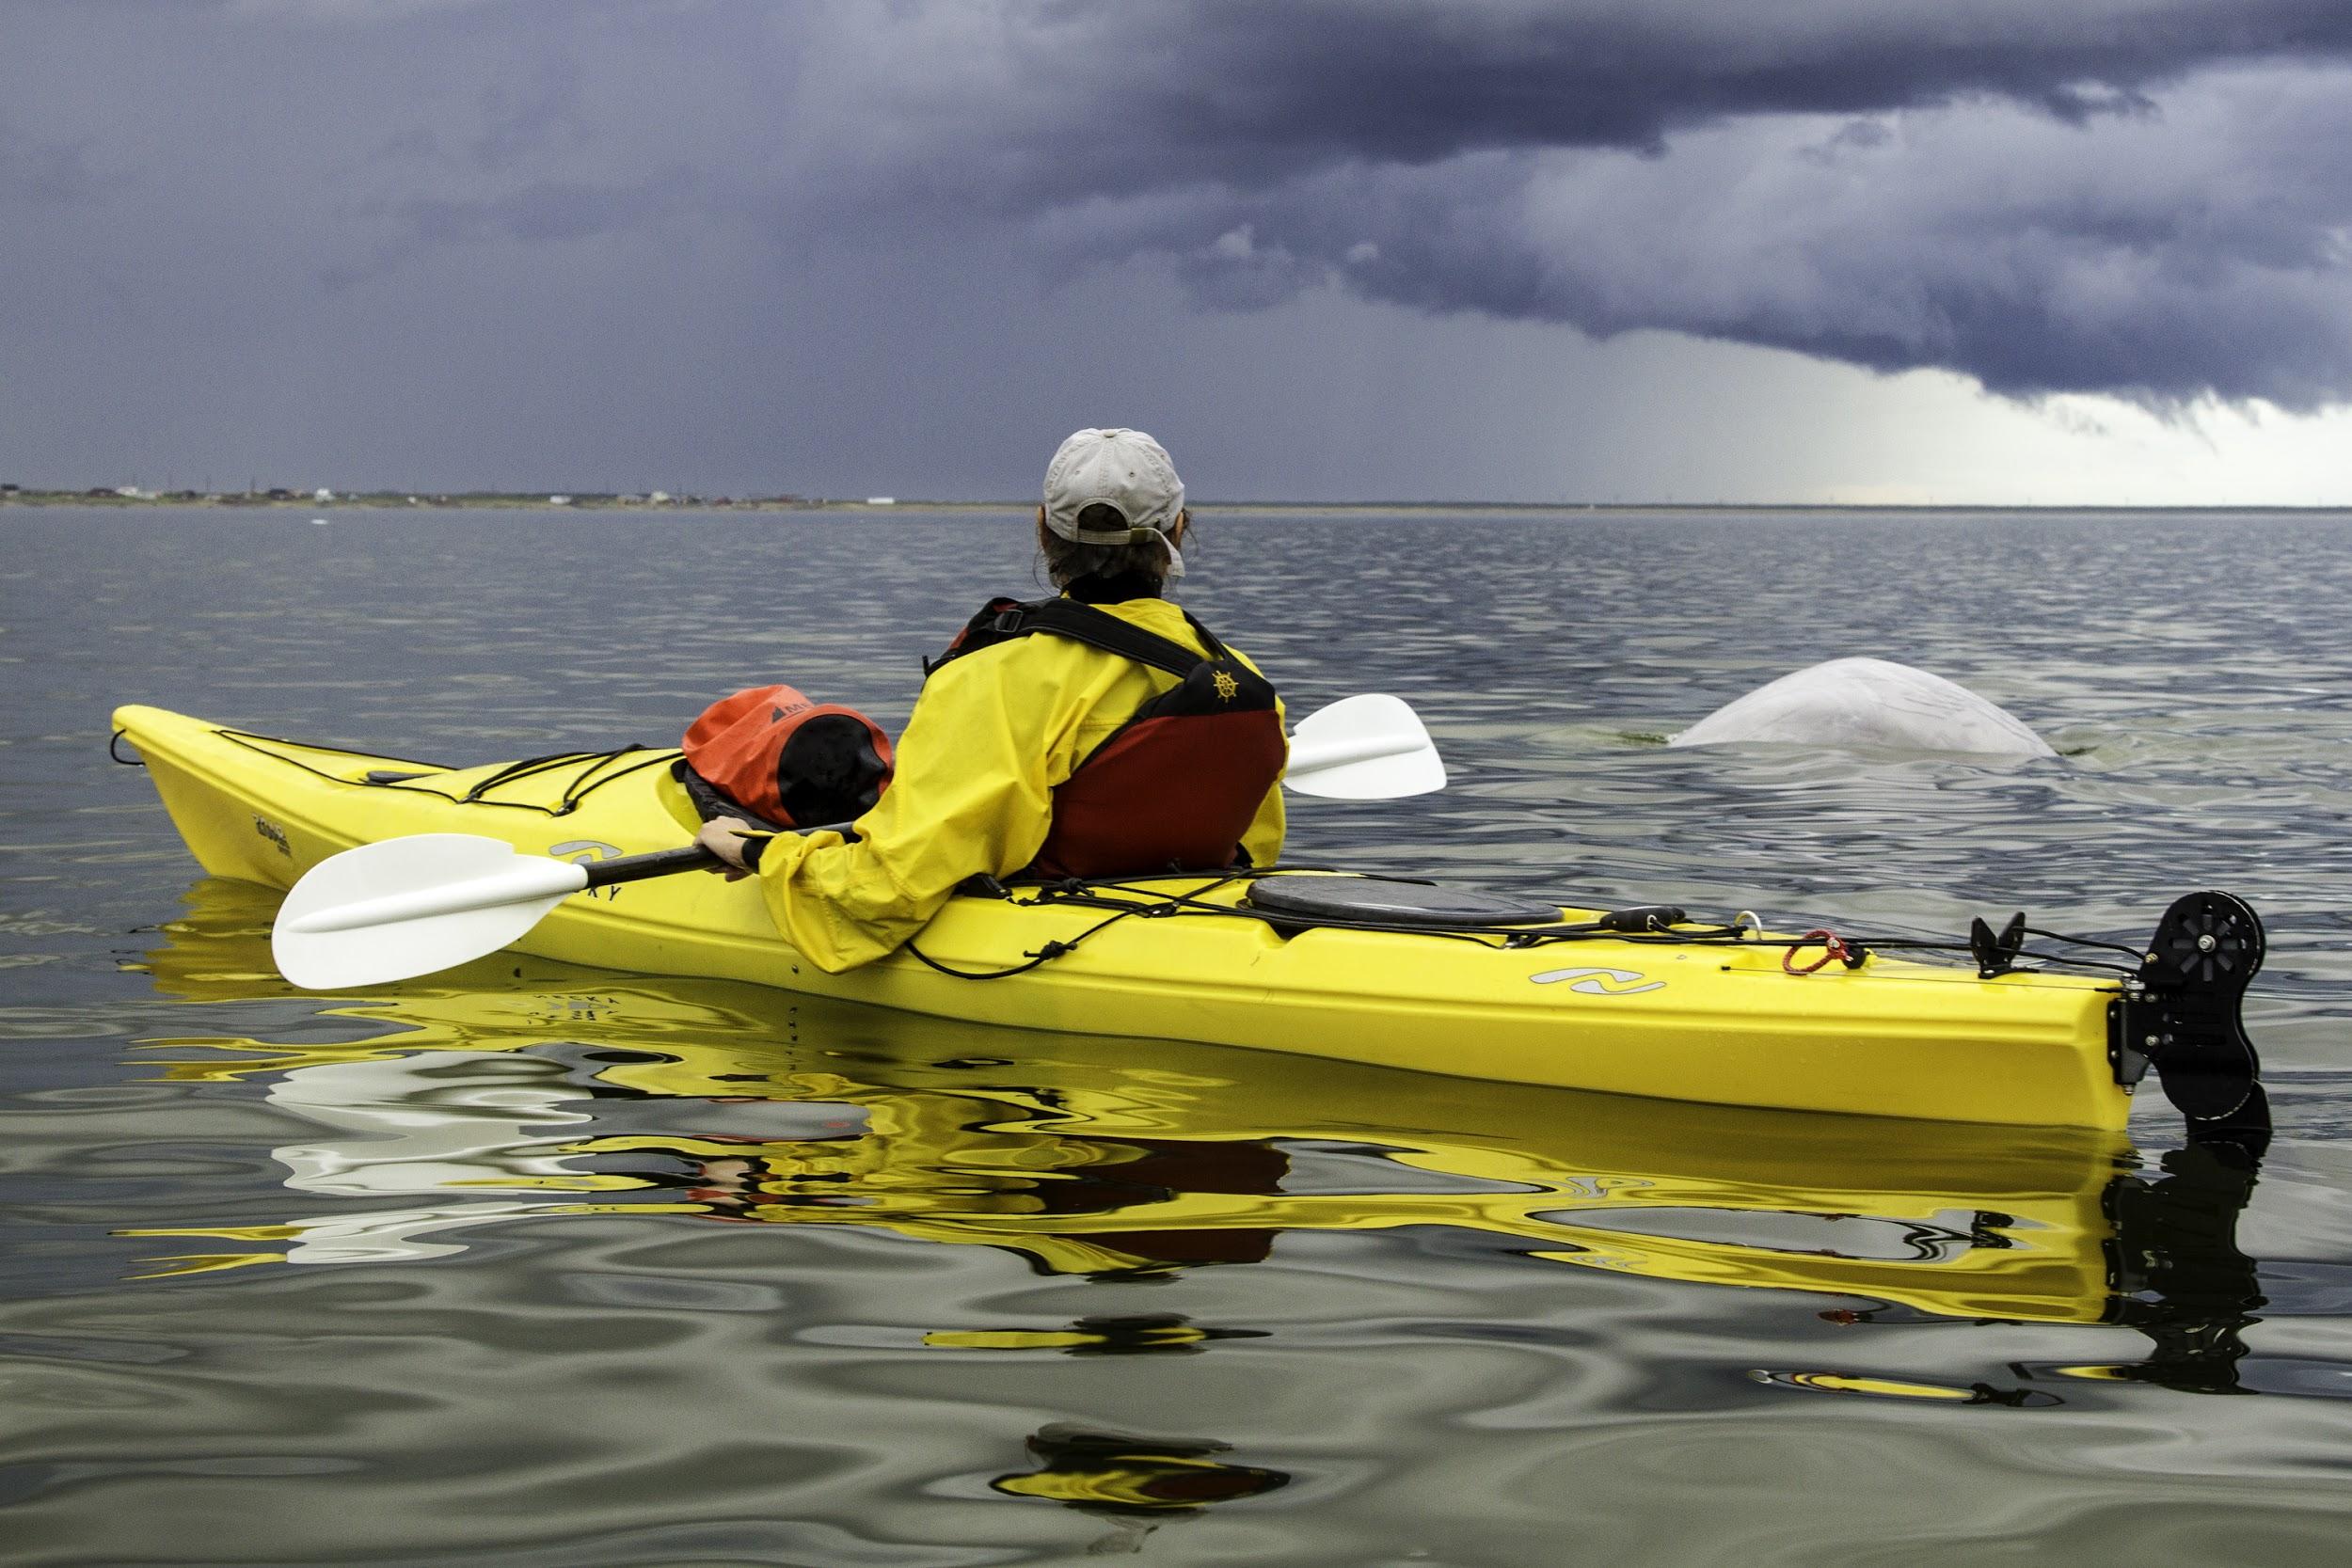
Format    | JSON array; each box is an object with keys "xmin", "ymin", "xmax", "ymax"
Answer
[{"xmin": 7, "ymin": 505, "xmax": 2352, "ymax": 1565}]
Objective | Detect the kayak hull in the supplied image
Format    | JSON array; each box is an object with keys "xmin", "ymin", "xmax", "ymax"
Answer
[{"xmin": 114, "ymin": 705, "xmax": 2135, "ymax": 1130}]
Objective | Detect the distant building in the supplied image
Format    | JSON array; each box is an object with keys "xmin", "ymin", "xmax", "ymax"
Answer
[
  {"xmin": 0, "ymin": 483, "xmax": 19, "ymax": 494},
  {"xmin": 548, "ymin": 495, "xmax": 572, "ymax": 506},
  {"xmin": 865, "ymin": 497, "xmax": 897, "ymax": 506},
  {"xmin": 649, "ymin": 490, "xmax": 670, "ymax": 503},
  {"xmin": 314, "ymin": 487, "xmax": 334, "ymax": 502}
]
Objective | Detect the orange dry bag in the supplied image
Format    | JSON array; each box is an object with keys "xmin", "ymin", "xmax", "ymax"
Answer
[{"xmin": 679, "ymin": 685, "xmax": 894, "ymax": 830}]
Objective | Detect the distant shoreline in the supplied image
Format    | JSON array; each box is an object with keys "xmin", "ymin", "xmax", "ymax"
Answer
[
  {"xmin": 2, "ymin": 490, "xmax": 2347, "ymax": 516},
  {"xmin": 0, "ymin": 489, "xmax": 836, "ymax": 513}
]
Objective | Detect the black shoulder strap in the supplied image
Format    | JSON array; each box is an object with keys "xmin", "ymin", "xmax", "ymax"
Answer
[
  {"xmin": 1176, "ymin": 610, "xmax": 1232, "ymax": 662},
  {"xmin": 1017, "ymin": 598, "xmax": 1216, "ymax": 679},
  {"xmin": 922, "ymin": 595, "xmax": 1027, "ymax": 677},
  {"xmin": 926, "ymin": 595, "xmax": 1231, "ymax": 682}
]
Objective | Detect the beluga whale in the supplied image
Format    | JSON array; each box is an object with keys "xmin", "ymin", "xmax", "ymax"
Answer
[{"xmin": 1669, "ymin": 657, "xmax": 2055, "ymax": 758}]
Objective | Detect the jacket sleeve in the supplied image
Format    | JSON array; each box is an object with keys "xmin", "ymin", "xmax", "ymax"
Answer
[{"xmin": 748, "ymin": 645, "xmax": 1080, "ymax": 973}]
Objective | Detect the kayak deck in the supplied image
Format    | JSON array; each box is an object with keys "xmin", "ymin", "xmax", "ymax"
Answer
[{"xmin": 114, "ymin": 704, "xmax": 2137, "ymax": 1130}]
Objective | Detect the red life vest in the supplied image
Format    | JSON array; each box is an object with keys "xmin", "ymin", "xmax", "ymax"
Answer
[
  {"xmin": 679, "ymin": 684, "xmax": 894, "ymax": 830},
  {"xmin": 930, "ymin": 596, "xmax": 1286, "ymax": 879}
]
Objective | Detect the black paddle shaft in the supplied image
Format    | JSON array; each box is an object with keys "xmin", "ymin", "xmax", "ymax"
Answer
[
  {"xmin": 580, "ymin": 846, "xmax": 722, "ymax": 887},
  {"xmin": 577, "ymin": 818, "xmax": 863, "ymax": 890}
]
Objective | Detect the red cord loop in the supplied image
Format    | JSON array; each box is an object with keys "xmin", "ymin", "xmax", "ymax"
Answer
[{"xmin": 1783, "ymin": 929, "xmax": 1849, "ymax": 975}]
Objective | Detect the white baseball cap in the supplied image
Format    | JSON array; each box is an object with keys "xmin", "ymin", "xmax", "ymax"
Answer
[{"xmin": 1041, "ymin": 427, "xmax": 1186, "ymax": 578}]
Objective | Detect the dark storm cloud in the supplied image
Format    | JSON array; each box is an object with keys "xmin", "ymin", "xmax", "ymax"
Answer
[
  {"xmin": 63, "ymin": 0, "xmax": 2345, "ymax": 407},
  {"xmin": 1001, "ymin": 70, "xmax": 2352, "ymax": 406},
  {"xmin": 810, "ymin": 0, "xmax": 2352, "ymax": 203},
  {"xmin": 780, "ymin": 1, "xmax": 2352, "ymax": 406}
]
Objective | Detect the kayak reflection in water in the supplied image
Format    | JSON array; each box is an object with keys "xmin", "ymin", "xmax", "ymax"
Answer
[
  {"xmin": 2043, "ymin": 1132, "xmax": 2270, "ymax": 1397},
  {"xmin": 127, "ymin": 1019, "xmax": 2278, "ymax": 1393},
  {"xmin": 692, "ymin": 427, "xmax": 1289, "ymax": 972},
  {"xmin": 991, "ymin": 1422, "xmax": 1291, "ymax": 1552},
  {"xmin": 675, "ymin": 1133, "xmax": 1289, "ymax": 1276},
  {"xmin": 1820, "ymin": 1123, "xmax": 2274, "ymax": 1400}
]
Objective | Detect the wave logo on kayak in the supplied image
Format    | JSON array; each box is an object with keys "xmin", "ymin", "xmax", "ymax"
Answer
[
  {"xmin": 550, "ymin": 840, "xmax": 626, "ymax": 900},
  {"xmin": 1529, "ymin": 966, "xmax": 1664, "ymax": 996}
]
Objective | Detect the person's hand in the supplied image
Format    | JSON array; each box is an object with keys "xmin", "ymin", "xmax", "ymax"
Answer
[{"xmin": 695, "ymin": 816, "xmax": 761, "ymax": 880}]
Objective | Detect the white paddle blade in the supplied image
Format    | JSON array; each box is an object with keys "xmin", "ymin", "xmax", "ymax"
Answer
[
  {"xmin": 1284, "ymin": 693, "xmax": 1447, "ymax": 800},
  {"xmin": 272, "ymin": 833, "xmax": 588, "ymax": 990}
]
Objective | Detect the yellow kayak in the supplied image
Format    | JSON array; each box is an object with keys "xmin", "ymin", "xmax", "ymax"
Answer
[{"xmin": 111, "ymin": 704, "xmax": 2265, "ymax": 1131}]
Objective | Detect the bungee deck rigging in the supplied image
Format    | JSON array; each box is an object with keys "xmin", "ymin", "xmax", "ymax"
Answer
[
  {"xmin": 116, "ymin": 722, "xmax": 680, "ymax": 817},
  {"xmin": 915, "ymin": 868, "xmax": 2164, "ymax": 979},
  {"xmin": 133, "ymin": 727, "xmax": 2175, "ymax": 978}
]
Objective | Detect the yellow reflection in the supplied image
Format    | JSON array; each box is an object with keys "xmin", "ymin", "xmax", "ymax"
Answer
[
  {"xmin": 924, "ymin": 1318, "xmax": 1236, "ymax": 1354},
  {"xmin": 993, "ymin": 1461, "xmax": 1249, "ymax": 1509},
  {"xmin": 129, "ymin": 1251, "xmax": 288, "ymax": 1279},
  {"xmin": 991, "ymin": 1425, "xmax": 1289, "ymax": 1513},
  {"xmin": 122, "ymin": 879, "xmax": 2137, "ymax": 1322},
  {"xmin": 1749, "ymin": 1370, "xmax": 2062, "ymax": 1407},
  {"xmin": 928, "ymin": 1329, "xmax": 1104, "ymax": 1352},
  {"xmin": 1760, "ymin": 1371, "xmax": 1979, "ymax": 1401}
]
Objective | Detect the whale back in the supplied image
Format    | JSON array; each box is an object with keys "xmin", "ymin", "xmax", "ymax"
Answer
[{"xmin": 1670, "ymin": 657, "xmax": 2055, "ymax": 758}]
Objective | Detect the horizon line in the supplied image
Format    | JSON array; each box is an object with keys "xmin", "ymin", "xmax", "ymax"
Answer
[{"xmin": 4, "ymin": 487, "xmax": 2350, "ymax": 514}]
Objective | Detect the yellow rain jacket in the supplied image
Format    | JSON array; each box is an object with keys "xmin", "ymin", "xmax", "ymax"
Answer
[{"xmin": 751, "ymin": 597, "xmax": 1285, "ymax": 971}]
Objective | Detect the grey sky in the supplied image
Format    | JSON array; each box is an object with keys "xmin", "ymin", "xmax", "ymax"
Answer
[{"xmin": 3, "ymin": 1, "xmax": 2348, "ymax": 501}]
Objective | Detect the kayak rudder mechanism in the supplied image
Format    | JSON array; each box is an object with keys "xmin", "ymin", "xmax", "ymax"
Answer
[{"xmin": 2109, "ymin": 891, "xmax": 2268, "ymax": 1149}]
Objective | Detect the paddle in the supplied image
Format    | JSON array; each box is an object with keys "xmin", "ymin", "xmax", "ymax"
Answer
[{"xmin": 271, "ymin": 692, "xmax": 1442, "ymax": 989}]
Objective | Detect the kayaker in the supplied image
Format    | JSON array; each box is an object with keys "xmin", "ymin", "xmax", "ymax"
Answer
[{"xmin": 693, "ymin": 427, "xmax": 1288, "ymax": 971}]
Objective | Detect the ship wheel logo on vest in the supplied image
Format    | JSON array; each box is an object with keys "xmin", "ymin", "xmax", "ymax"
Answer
[
  {"xmin": 1529, "ymin": 966, "xmax": 1665, "ymax": 996},
  {"xmin": 1212, "ymin": 669, "xmax": 1239, "ymax": 701}
]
